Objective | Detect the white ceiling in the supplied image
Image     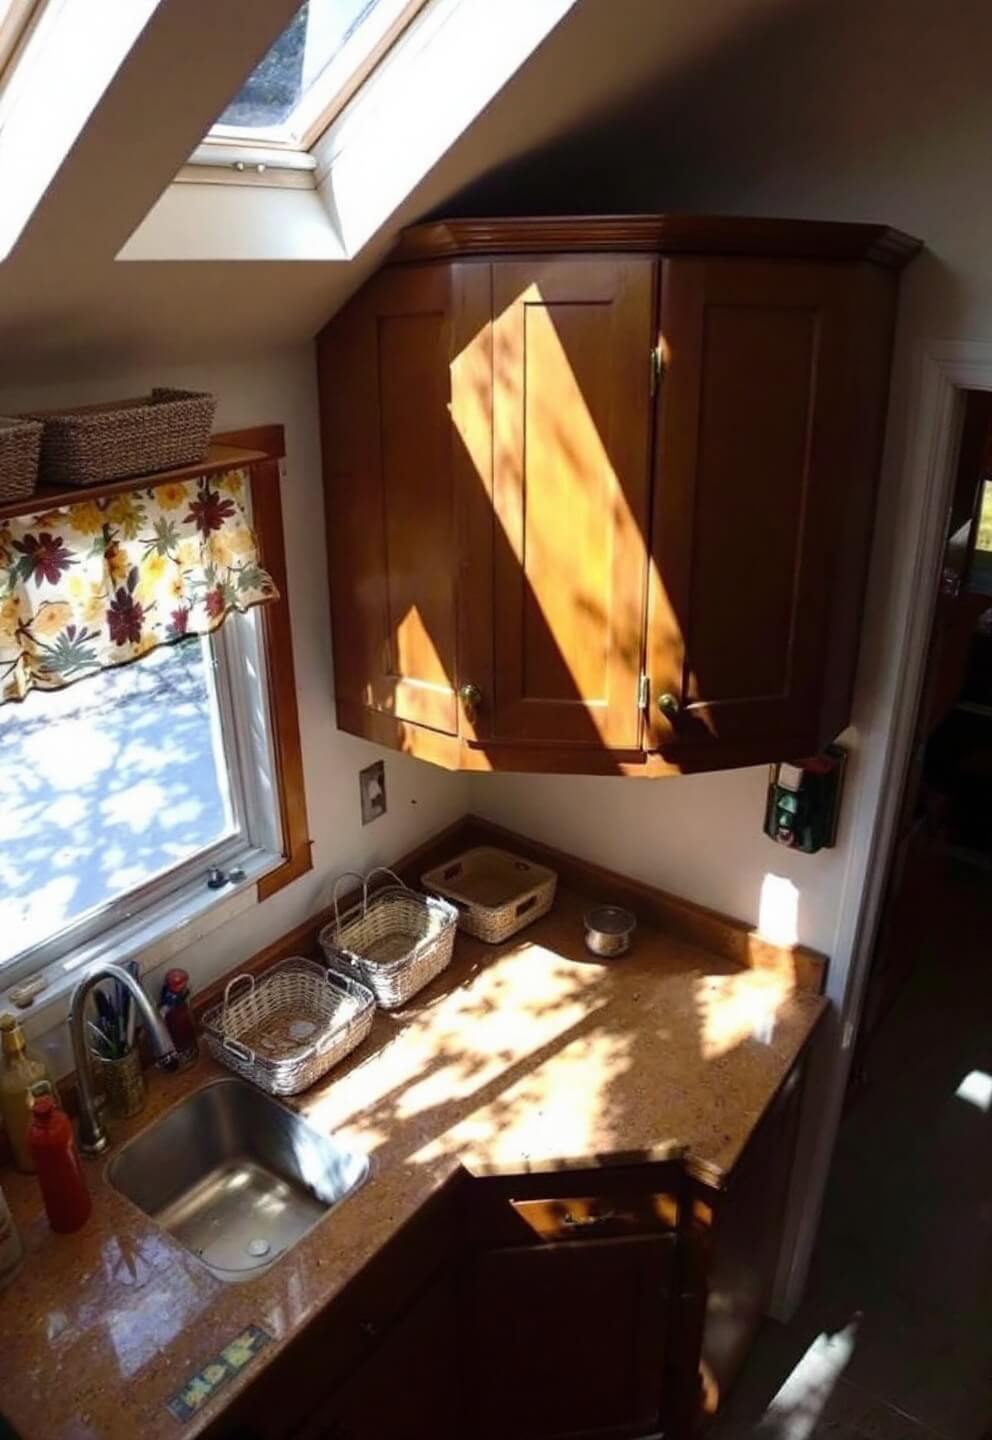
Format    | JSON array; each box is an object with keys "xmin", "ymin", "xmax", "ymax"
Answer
[{"xmin": 0, "ymin": 0, "xmax": 789, "ymax": 386}]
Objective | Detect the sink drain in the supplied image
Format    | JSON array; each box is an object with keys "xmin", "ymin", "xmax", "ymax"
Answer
[{"xmin": 247, "ymin": 1237, "xmax": 271, "ymax": 1258}]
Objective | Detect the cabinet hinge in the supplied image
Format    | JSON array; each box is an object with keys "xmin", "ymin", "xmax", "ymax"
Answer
[
  {"xmin": 649, "ymin": 345, "xmax": 664, "ymax": 398},
  {"xmin": 638, "ymin": 673, "xmax": 650, "ymax": 709}
]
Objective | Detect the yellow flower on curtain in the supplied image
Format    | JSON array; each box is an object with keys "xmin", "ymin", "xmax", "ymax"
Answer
[
  {"xmin": 0, "ymin": 594, "xmax": 22, "ymax": 632},
  {"xmin": 32, "ymin": 601, "xmax": 73, "ymax": 638},
  {"xmin": 0, "ymin": 467, "xmax": 277, "ymax": 703},
  {"xmin": 207, "ymin": 532, "xmax": 234, "ymax": 569},
  {"xmin": 66, "ymin": 500, "xmax": 105, "ymax": 536},
  {"xmin": 157, "ymin": 482, "xmax": 187, "ymax": 511},
  {"xmin": 138, "ymin": 551, "xmax": 169, "ymax": 599},
  {"xmin": 216, "ymin": 471, "xmax": 245, "ymax": 499},
  {"xmin": 104, "ymin": 541, "xmax": 131, "ymax": 588},
  {"xmin": 105, "ymin": 494, "xmax": 147, "ymax": 540}
]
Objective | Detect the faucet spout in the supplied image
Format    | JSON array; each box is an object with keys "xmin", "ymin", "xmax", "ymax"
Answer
[{"xmin": 68, "ymin": 963, "xmax": 177, "ymax": 1157}]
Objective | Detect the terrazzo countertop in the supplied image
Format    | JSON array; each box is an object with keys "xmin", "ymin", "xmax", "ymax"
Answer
[{"xmin": 0, "ymin": 889, "xmax": 826, "ymax": 1440}]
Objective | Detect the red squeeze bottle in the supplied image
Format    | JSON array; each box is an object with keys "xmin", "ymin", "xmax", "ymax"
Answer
[{"xmin": 28, "ymin": 1096, "xmax": 91, "ymax": 1233}]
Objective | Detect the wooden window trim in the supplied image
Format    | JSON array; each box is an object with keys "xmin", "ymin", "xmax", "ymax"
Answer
[
  {"xmin": 203, "ymin": 424, "xmax": 310, "ymax": 900},
  {"xmin": 249, "ymin": 455, "xmax": 313, "ymax": 901}
]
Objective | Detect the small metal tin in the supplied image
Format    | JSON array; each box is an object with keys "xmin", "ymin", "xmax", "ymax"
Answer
[{"xmin": 583, "ymin": 905, "xmax": 637, "ymax": 957}]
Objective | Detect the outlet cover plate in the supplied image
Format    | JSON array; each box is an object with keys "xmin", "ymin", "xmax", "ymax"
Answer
[{"xmin": 359, "ymin": 760, "xmax": 386, "ymax": 825}]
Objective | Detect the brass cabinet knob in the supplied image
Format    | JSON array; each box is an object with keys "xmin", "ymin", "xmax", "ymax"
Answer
[
  {"xmin": 657, "ymin": 692, "xmax": 681, "ymax": 720},
  {"xmin": 460, "ymin": 683, "xmax": 483, "ymax": 710}
]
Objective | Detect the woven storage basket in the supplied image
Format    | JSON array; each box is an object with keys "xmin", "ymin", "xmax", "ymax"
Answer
[
  {"xmin": 0, "ymin": 416, "xmax": 42, "ymax": 502},
  {"xmin": 421, "ymin": 846, "xmax": 557, "ymax": 944},
  {"xmin": 27, "ymin": 387, "xmax": 216, "ymax": 487},
  {"xmin": 201, "ymin": 957, "xmax": 375, "ymax": 1097},
  {"xmin": 319, "ymin": 867, "xmax": 458, "ymax": 1010}
]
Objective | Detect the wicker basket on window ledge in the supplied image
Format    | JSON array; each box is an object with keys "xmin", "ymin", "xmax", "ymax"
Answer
[
  {"xmin": 26, "ymin": 387, "xmax": 217, "ymax": 488},
  {"xmin": 0, "ymin": 416, "xmax": 43, "ymax": 502}
]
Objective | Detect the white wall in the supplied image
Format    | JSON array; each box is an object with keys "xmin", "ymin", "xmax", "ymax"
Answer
[{"xmin": 1, "ymin": 348, "xmax": 469, "ymax": 1068}]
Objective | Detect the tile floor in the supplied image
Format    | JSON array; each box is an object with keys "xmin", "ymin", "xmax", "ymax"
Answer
[{"xmin": 710, "ymin": 858, "xmax": 992, "ymax": 1440}]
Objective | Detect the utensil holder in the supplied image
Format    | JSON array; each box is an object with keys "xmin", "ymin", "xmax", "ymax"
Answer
[{"xmin": 97, "ymin": 1049, "xmax": 145, "ymax": 1119}]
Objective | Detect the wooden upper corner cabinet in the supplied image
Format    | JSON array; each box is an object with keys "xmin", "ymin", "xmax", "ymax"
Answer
[{"xmin": 317, "ymin": 215, "xmax": 921, "ymax": 779}]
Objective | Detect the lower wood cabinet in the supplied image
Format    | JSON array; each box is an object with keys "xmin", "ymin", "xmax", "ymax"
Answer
[
  {"xmin": 211, "ymin": 1062, "xmax": 806, "ymax": 1440},
  {"xmin": 295, "ymin": 1272, "xmax": 460, "ymax": 1440},
  {"xmin": 464, "ymin": 1234, "xmax": 675, "ymax": 1439}
]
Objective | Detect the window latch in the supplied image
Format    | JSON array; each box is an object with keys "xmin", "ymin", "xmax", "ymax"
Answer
[{"xmin": 206, "ymin": 866, "xmax": 246, "ymax": 891}]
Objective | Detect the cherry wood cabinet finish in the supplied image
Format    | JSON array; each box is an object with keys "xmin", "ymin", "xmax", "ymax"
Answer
[
  {"xmin": 318, "ymin": 215, "xmax": 919, "ymax": 777},
  {"xmin": 465, "ymin": 1234, "xmax": 675, "ymax": 1439},
  {"xmin": 318, "ymin": 262, "xmax": 492, "ymax": 739},
  {"xmin": 490, "ymin": 257, "xmax": 654, "ymax": 748},
  {"xmin": 646, "ymin": 259, "xmax": 856, "ymax": 756}
]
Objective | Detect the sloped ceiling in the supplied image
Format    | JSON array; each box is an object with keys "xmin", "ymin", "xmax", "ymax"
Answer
[{"xmin": 0, "ymin": 0, "xmax": 789, "ymax": 385}]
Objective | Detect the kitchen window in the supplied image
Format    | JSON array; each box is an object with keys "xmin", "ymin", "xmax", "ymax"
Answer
[{"xmin": 0, "ymin": 446, "xmax": 310, "ymax": 998}]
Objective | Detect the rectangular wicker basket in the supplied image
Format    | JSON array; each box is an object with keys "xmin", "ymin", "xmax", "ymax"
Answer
[
  {"xmin": 0, "ymin": 416, "xmax": 42, "ymax": 502},
  {"xmin": 26, "ymin": 387, "xmax": 216, "ymax": 487},
  {"xmin": 319, "ymin": 867, "xmax": 458, "ymax": 1010},
  {"xmin": 421, "ymin": 846, "xmax": 557, "ymax": 944},
  {"xmin": 200, "ymin": 957, "xmax": 375, "ymax": 1097}
]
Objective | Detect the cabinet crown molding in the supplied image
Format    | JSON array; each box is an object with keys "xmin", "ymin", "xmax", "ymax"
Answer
[{"xmin": 390, "ymin": 214, "xmax": 921, "ymax": 270}]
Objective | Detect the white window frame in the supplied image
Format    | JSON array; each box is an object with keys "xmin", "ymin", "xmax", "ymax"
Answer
[
  {"xmin": 202, "ymin": 0, "xmax": 429, "ymax": 159},
  {"xmin": 0, "ymin": 0, "xmax": 43, "ymax": 82},
  {"xmin": 0, "ymin": 606, "xmax": 284, "ymax": 996}
]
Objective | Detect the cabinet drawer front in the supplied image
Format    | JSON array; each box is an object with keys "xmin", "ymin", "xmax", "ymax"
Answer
[
  {"xmin": 490, "ymin": 257, "xmax": 655, "ymax": 751},
  {"xmin": 510, "ymin": 1189, "xmax": 679, "ymax": 1242}
]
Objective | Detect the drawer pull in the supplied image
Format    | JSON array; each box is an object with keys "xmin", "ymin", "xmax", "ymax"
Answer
[{"xmin": 561, "ymin": 1209, "xmax": 616, "ymax": 1229}]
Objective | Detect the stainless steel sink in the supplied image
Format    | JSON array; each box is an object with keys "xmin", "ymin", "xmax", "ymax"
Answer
[{"xmin": 107, "ymin": 1078, "xmax": 368, "ymax": 1281}]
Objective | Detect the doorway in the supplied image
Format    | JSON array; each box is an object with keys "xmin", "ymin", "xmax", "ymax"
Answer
[{"xmin": 710, "ymin": 390, "xmax": 992, "ymax": 1437}]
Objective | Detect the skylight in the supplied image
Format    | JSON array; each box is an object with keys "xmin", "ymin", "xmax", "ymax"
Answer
[
  {"xmin": 0, "ymin": 0, "xmax": 41, "ymax": 80},
  {"xmin": 209, "ymin": 0, "xmax": 427, "ymax": 150}
]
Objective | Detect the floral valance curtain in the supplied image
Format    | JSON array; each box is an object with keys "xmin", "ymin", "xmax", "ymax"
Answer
[{"xmin": 0, "ymin": 468, "xmax": 277, "ymax": 704}]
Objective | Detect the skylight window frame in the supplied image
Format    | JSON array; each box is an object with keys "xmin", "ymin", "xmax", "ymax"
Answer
[
  {"xmin": 0, "ymin": 0, "xmax": 45, "ymax": 85},
  {"xmin": 205, "ymin": 0, "xmax": 430, "ymax": 156}
]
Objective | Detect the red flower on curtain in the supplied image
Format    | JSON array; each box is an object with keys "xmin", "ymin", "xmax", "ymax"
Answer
[
  {"xmin": 186, "ymin": 483, "xmax": 235, "ymax": 539},
  {"xmin": 13, "ymin": 532, "xmax": 76, "ymax": 586},
  {"xmin": 204, "ymin": 587, "xmax": 227, "ymax": 620},
  {"xmin": 106, "ymin": 586, "xmax": 145, "ymax": 646}
]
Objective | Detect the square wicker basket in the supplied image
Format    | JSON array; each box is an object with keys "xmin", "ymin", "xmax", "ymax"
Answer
[
  {"xmin": 319, "ymin": 867, "xmax": 458, "ymax": 1010},
  {"xmin": 421, "ymin": 846, "xmax": 557, "ymax": 944},
  {"xmin": 0, "ymin": 416, "xmax": 42, "ymax": 502}
]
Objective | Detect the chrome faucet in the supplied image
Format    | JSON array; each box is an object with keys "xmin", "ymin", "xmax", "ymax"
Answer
[{"xmin": 69, "ymin": 963, "xmax": 177, "ymax": 1156}]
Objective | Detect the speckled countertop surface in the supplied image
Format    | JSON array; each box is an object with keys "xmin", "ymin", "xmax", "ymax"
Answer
[{"xmin": 0, "ymin": 890, "xmax": 826, "ymax": 1440}]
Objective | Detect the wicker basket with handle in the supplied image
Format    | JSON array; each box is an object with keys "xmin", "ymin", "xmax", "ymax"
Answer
[
  {"xmin": 200, "ymin": 957, "xmax": 375, "ymax": 1097},
  {"xmin": 0, "ymin": 416, "xmax": 42, "ymax": 502},
  {"xmin": 26, "ymin": 388, "xmax": 216, "ymax": 487},
  {"xmin": 421, "ymin": 846, "xmax": 558, "ymax": 944},
  {"xmin": 319, "ymin": 868, "xmax": 458, "ymax": 1010}
]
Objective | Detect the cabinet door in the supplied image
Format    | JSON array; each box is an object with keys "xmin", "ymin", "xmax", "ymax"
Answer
[
  {"xmin": 294, "ymin": 1274, "xmax": 459, "ymax": 1440},
  {"xmin": 490, "ymin": 259, "xmax": 655, "ymax": 750},
  {"xmin": 646, "ymin": 259, "xmax": 852, "ymax": 758},
  {"xmin": 464, "ymin": 1234, "xmax": 674, "ymax": 1438},
  {"xmin": 319, "ymin": 263, "xmax": 492, "ymax": 738}
]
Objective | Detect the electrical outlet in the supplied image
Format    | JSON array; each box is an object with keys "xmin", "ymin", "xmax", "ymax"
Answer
[{"xmin": 359, "ymin": 760, "xmax": 386, "ymax": 825}]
